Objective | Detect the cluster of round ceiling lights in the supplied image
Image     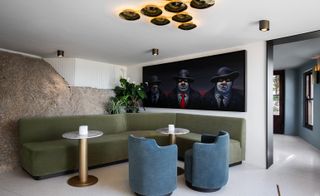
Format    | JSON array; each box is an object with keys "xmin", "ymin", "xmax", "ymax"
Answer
[{"xmin": 119, "ymin": 0, "xmax": 215, "ymax": 30}]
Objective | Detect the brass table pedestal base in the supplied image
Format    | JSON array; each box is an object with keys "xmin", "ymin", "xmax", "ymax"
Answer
[{"xmin": 67, "ymin": 175, "xmax": 98, "ymax": 187}]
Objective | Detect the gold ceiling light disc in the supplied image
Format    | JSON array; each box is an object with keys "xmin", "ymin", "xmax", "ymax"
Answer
[
  {"xmin": 178, "ymin": 22, "xmax": 197, "ymax": 30},
  {"xmin": 190, "ymin": 0, "xmax": 215, "ymax": 9},
  {"xmin": 151, "ymin": 17, "xmax": 170, "ymax": 26},
  {"xmin": 165, "ymin": 1, "xmax": 188, "ymax": 13},
  {"xmin": 172, "ymin": 13, "xmax": 193, "ymax": 23},
  {"xmin": 141, "ymin": 5, "xmax": 162, "ymax": 17},
  {"xmin": 119, "ymin": 9, "xmax": 140, "ymax": 21}
]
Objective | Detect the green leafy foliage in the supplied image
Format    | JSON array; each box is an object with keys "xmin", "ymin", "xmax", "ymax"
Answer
[
  {"xmin": 106, "ymin": 78, "xmax": 146, "ymax": 114},
  {"xmin": 105, "ymin": 97, "xmax": 125, "ymax": 114}
]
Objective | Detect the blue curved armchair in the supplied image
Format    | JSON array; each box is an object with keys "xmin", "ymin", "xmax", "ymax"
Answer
[
  {"xmin": 128, "ymin": 135, "xmax": 177, "ymax": 196},
  {"xmin": 184, "ymin": 131, "xmax": 230, "ymax": 192}
]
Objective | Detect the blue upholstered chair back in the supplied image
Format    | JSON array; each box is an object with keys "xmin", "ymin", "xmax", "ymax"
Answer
[
  {"xmin": 185, "ymin": 131, "xmax": 230, "ymax": 191},
  {"xmin": 128, "ymin": 135, "xmax": 177, "ymax": 196}
]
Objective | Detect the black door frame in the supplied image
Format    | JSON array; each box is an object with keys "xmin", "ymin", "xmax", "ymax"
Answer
[{"xmin": 266, "ymin": 30, "xmax": 320, "ymax": 169}]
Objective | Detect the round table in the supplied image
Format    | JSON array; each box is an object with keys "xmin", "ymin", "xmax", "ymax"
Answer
[
  {"xmin": 156, "ymin": 127, "xmax": 190, "ymax": 144},
  {"xmin": 62, "ymin": 130, "xmax": 103, "ymax": 187},
  {"xmin": 156, "ymin": 127, "xmax": 189, "ymax": 175}
]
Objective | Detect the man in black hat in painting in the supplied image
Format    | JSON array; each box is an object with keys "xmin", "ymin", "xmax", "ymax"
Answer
[
  {"xmin": 145, "ymin": 75, "xmax": 166, "ymax": 107},
  {"xmin": 203, "ymin": 66, "xmax": 244, "ymax": 111},
  {"xmin": 167, "ymin": 69, "xmax": 201, "ymax": 109}
]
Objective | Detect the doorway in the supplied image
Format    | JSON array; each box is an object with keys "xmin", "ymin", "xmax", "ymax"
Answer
[{"xmin": 266, "ymin": 30, "xmax": 320, "ymax": 168}]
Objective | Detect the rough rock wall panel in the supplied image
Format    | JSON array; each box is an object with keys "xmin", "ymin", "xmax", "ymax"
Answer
[{"xmin": 0, "ymin": 51, "xmax": 113, "ymax": 173}]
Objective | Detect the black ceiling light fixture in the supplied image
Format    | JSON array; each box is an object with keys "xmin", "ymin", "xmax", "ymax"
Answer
[
  {"xmin": 119, "ymin": 9, "xmax": 140, "ymax": 21},
  {"xmin": 164, "ymin": 1, "xmax": 188, "ymax": 13},
  {"xmin": 259, "ymin": 20, "xmax": 270, "ymax": 32},
  {"xmin": 190, "ymin": 0, "xmax": 215, "ymax": 9},
  {"xmin": 151, "ymin": 17, "xmax": 170, "ymax": 26},
  {"xmin": 178, "ymin": 22, "xmax": 197, "ymax": 30},
  {"xmin": 119, "ymin": 0, "xmax": 215, "ymax": 30},
  {"xmin": 141, "ymin": 5, "xmax": 162, "ymax": 17},
  {"xmin": 57, "ymin": 50, "xmax": 64, "ymax": 58},
  {"xmin": 152, "ymin": 48, "xmax": 159, "ymax": 56},
  {"xmin": 172, "ymin": 13, "xmax": 192, "ymax": 23}
]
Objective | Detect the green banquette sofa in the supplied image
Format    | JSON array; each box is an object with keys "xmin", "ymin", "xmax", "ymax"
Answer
[{"xmin": 18, "ymin": 113, "xmax": 246, "ymax": 179}]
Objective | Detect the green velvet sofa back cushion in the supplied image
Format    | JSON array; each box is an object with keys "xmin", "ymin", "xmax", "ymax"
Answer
[
  {"xmin": 126, "ymin": 113, "xmax": 176, "ymax": 131},
  {"xmin": 175, "ymin": 113, "xmax": 246, "ymax": 159},
  {"xmin": 19, "ymin": 114, "xmax": 127, "ymax": 143}
]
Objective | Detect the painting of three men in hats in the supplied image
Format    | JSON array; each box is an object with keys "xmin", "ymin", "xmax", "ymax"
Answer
[{"xmin": 143, "ymin": 51, "xmax": 245, "ymax": 112}]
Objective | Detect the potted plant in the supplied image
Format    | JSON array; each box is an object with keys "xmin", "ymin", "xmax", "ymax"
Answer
[
  {"xmin": 105, "ymin": 97, "xmax": 125, "ymax": 114},
  {"xmin": 106, "ymin": 78, "xmax": 146, "ymax": 114}
]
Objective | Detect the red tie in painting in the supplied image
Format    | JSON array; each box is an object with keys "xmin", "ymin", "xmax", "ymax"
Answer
[{"xmin": 180, "ymin": 93, "xmax": 186, "ymax": 108}]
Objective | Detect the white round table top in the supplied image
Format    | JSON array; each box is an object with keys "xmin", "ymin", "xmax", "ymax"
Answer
[
  {"xmin": 156, "ymin": 127, "xmax": 190, "ymax": 135},
  {"xmin": 62, "ymin": 130, "xmax": 103, "ymax": 140}
]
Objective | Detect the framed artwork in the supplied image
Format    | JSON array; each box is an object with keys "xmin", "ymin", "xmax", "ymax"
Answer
[{"xmin": 142, "ymin": 50, "xmax": 246, "ymax": 112}]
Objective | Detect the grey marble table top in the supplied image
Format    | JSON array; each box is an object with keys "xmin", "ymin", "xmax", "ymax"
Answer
[
  {"xmin": 156, "ymin": 127, "xmax": 190, "ymax": 135},
  {"xmin": 62, "ymin": 130, "xmax": 103, "ymax": 140}
]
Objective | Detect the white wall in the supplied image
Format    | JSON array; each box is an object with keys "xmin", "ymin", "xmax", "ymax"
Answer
[
  {"xmin": 75, "ymin": 58, "xmax": 113, "ymax": 89},
  {"xmin": 45, "ymin": 58, "xmax": 76, "ymax": 85},
  {"xmin": 45, "ymin": 58, "xmax": 127, "ymax": 89},
  {"xmin": 127, "ymin": 42, "xmax": 267, "ymax": 168}
]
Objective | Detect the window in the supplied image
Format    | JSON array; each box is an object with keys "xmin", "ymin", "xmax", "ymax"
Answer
[
  {"xmin": 273, "ymin": 75, "xmax": 280, "ymax": 115},
  {"xmin": 304, "ymin": 70, "xmax": 314, "ymax": 130}
]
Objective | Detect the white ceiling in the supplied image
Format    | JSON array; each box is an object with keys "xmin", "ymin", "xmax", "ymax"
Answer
[
  {"xmin": 274, "ymin": 37, "xmax": 320, "ymax": 70},
  {"xmin": 1, "ymin": 0, "xmax": 320, "ymax": 66}
]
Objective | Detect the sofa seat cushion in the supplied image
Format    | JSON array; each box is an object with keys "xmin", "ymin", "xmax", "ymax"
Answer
[
  {"xmin": 21, "ymin": 139, "xmax": 78, "ymax": 177},
  {"xmin": 21, "ymin": 133, "xmax": 131, "ymax": 177},
  {"xmin": 176, "ymin": 132, "xmax": 242, "ymax": 165},
  {"xmin": 88, "ymin": 131, "xmax": 170, "ymax": 164},
  {"xmin": 21, "ymin": 130, "xmax": 170, "ymax": 177}
]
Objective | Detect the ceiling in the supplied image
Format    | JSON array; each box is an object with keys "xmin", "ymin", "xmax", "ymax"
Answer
[
  {"xmin": 1, "ymin": 0, "xmax": 320, "ymax": 66},
  {"xmin": 274, "ymin": 37, "xmax": 320, "ymax": 70}
]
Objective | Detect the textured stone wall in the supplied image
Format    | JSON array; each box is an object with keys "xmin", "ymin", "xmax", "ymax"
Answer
[{"xmin": 0, "ymin": 51, "xmax": 113, "ymax": 173}]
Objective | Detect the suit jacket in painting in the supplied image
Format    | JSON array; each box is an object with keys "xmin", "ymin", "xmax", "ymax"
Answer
[
  {"xmin": 167, "ymin": 88, "xmax": 201, "ymax": 109},
  {"xmin": 144, "ymin": 90, "xmax": 167, "ymax": 108},
  {"xmin": 203, "ymin": 87, "xmax": 245, "ymax": 111}
]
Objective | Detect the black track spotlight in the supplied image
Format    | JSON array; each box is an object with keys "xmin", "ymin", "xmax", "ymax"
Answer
[
  {"xmin": 152, "ymin": 48, "xmax": 159, "ymax": 56},
  {"xmin": 259, "ymin": 20, "xmax": 270, "ymax": 32},
  {"xmin": 57, "ymin": 50, "xmax": 64, "ymax": 57}
]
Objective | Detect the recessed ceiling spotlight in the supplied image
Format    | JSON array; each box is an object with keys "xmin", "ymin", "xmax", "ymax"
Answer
[
  {"xmin": 259, "ymin": 20, "xmax": 270, "ymax": 32},
  {"xmin": 152, "ymin": 48, "xmax": 159, "ymax": 56},
  {"xmin": 57, "ymin": 50, "xmax": 64, "ymax": 57}
]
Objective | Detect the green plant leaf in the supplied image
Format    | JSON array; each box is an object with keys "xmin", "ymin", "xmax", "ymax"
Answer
[{"xmin": 110, "ymin": 78, "xmax": 146, "ymax": 113}]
